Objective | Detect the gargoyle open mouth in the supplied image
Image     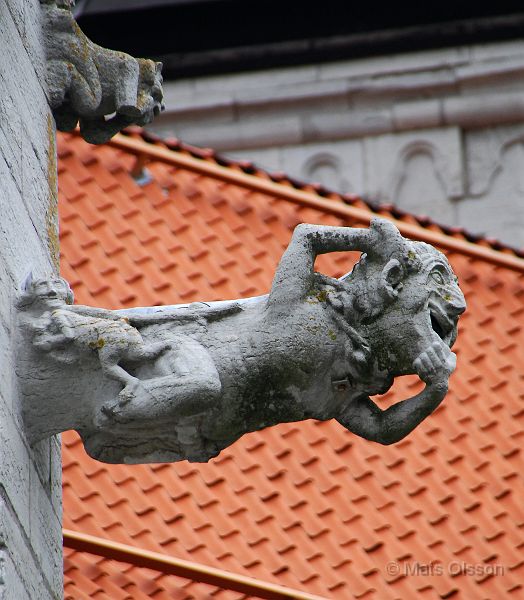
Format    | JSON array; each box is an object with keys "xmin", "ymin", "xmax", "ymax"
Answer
[{"xmin": 428, "ymin": 302, "xmax": 456, "ymax": 347}]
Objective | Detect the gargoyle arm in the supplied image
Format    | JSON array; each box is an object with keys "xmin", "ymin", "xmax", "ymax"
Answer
[
  {"xmin": 339, "ymin": 340, "xmax": 457, "ymax": 444},
  {"xmin": 268, "ymin": 224, "xmax": 375, "ymax": 306},
  {"xmin": 337, "ymin": 382, "xmax": 448, "ymax": 445}
]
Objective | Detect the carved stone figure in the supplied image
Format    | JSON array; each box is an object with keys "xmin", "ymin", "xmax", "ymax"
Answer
[
  {"xmin": 18, "ymin": 275, "xmax": 171, "ymax": 399},
  {"xmin": 18, "ymin": 219, "xmax": 466, "ymax": 464},
  {"xmin": 41, "ymin": 0, "xmax": 164, "ymax": 143}
]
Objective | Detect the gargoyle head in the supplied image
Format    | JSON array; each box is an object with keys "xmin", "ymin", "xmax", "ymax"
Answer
[
  {"xmin": 335, "ymin": 218, "xmax": 466, "ymax": 376},
  {"xmin": 18, "ymin": 274, "xmax": 74, "ymax": 309},
  {"xmin": 134, "ymin": 59, "xmax": 165, "ymax": 125}
]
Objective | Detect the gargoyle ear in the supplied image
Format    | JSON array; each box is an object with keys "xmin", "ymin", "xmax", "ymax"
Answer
[{"xmin": 381, "ymin": 259, "xmax": 404, "ymax": 300}]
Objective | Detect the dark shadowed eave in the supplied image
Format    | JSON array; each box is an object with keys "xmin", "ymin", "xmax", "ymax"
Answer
[{"xmin": 75, "ymin": 1, "xmax": 524, "ymax": 77}]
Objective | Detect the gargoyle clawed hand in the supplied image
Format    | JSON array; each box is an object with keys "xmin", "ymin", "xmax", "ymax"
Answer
[{"xmin": 414, "ymin": 341, "xmax": 457, "ymax": 388}]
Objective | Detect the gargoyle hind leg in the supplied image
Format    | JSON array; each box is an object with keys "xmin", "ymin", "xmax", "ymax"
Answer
[
  {"xmin": 97, "ymin": 346, "xmax": 139, "ymax": 389},
  {"xmin": 99, "ymin": 338, "xmax": 222, "ymax": 428},
  {"xmin": 97, "ymin": 340, "xmax": 171, "ymax": 400},
  {"xmin": 127, "ymin": 340, "xmax": 172, "ymax": 362},
  {"xmin": 114, "ymin": 58, "xmax": 141, "ymax": 118},
  {"xmin": 47, "ymin": 60, "xmax": 72, "ymax": 111}
]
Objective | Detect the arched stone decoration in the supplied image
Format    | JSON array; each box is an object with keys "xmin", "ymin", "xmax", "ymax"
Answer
[
  {"xmin": 303, "ymin": 153, "xmax": 352, "ymax": 193},
  {"xmin": 41, "ymin": 0, "xmax": 164, "ymax": 143},
  {"xmin": 394, "ymin": 147, "xmax": 448, "ymax": 213},
  {"xmin": 17, "ymin": 219, "xmax": 465, "ymax": 464},
  {"xmin": 387, "ymin": 140, "xmax": 456, "ymax": 217},
  {"xmin": 459, "ymin": 137, "xmax": 524, "ymax": 244}
]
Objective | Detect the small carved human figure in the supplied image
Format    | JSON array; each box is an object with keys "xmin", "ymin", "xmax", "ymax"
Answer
[
  {"xmin": 18, "ymin": 276, "xmax": 170, "ymax": 400},
  {"xmin": 41, "ymin": 0, "xmax": 164, "ymax": 143}
]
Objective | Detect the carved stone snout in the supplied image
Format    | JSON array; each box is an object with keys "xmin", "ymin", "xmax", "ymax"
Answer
[{"xmin": 41, "ymin": 0, "xmax": 164, "ymax": 143}]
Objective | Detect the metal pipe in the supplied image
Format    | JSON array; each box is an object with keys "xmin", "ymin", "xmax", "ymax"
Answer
[{"xmin": 63, "ymin": 528, "xmax": 327, "ymax": 600}]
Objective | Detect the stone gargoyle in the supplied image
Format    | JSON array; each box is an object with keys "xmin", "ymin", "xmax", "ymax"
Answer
[
  {"xmin": 41, "ymin": 0, "xmax": 164, "ymax": 143},
  {"xmin": 17, "ymin": 218, "xmax": 466, "ymax": 464}
]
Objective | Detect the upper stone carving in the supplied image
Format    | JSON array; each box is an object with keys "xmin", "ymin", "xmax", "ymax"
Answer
[
  {"xmin": 18, "ymin": 219, "xmax": 466, "ymax": 464},
  {"xmin": 40, "ymin": 0, "xmax": 164, "ymax": 143}
]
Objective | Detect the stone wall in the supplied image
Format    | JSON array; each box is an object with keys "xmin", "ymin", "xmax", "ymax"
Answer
[
  {"xmin": 0, "ymin": 1, "xmax": 62, "ymax": 598},
  {"xmin": 151, "ymin": 40, "xmax": 524, "ymax": 248}
]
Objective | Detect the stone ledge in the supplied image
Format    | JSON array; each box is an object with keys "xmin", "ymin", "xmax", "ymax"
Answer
[{"xmin": 152, "ymin": 40, "xmax": 524, "ymax": 150}]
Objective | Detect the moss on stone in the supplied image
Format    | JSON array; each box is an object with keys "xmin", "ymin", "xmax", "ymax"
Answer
[{"xmin": 46, "ymin": 114, "xmax": 60, "ymax": 272}]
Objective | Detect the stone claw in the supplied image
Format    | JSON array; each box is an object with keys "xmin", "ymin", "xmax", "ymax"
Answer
[
  {"xmin": 98, "ymin": 378, "xmax": 142, "ymax": 425},
  {"xmin": 118, "ymin": 378, "xmax": 141, "ymax": 405},
  {"xmin": 99, "ymin": 400, "xmax": 129, "ymax": 426}
]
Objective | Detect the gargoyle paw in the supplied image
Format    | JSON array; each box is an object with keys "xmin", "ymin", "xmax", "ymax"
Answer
[{"xmin": 118, "ymin": 378, "xmax": 141, "ymax": 405}]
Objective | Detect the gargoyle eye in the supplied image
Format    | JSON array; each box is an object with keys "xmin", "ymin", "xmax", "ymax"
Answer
[{"xmin": 431, "ymin": 271, "xmax": 445, "ymax": 285}]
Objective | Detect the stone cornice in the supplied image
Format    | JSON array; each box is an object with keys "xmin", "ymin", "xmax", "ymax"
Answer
[{"xmin": 154, "ymin": 42, "xmax": 524, "ymax": 149}]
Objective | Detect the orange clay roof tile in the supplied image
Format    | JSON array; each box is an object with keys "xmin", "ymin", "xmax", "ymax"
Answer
[{"xmin": 59, "ymin": 129, "xmax": 524, "ymax": 599}]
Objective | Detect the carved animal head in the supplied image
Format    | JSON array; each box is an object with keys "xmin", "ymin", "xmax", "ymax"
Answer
[
  {"xmin": 42, "ymin": 0, "xmax": 164, "ymax": 143},
  {"xmin": 332, "ymin": 218, "xmax": 466, "ymax": 375},
  {"xmin": 134, "ymin": 59, "xmax": 165, "ymax": 125},
  {"xmin": 18, "ymin": 275, "xmax": 74, "ymax": 309}
]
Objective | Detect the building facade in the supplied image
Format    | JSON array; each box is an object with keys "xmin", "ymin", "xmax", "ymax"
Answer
[{"xmin": 151, "ymin": 40, "xmax": 524, "ymax": 248}]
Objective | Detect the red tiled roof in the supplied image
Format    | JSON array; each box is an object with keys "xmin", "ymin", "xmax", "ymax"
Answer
[{"xmin": 59, "ymin": 129, "xmax": 524, "ymax": 599}]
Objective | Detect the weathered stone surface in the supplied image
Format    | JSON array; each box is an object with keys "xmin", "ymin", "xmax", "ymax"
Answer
[
  {"xmin": 1, "ymin": 2, "xmax": 62, "ymax": 596},
  {"xmin": 0, "ymin": 0, "xmax": 165, "ymax": 594},
  {"xmin": 19, "ymin": 219, "xmax": 465, "ymax": 465},
  {"xmin": 0, "ymin": 496, "xmax": 58, "ymax": 599},
  {"xmin": 41, "ymin": 0, "xmax": 164, "ymax": 144}
]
